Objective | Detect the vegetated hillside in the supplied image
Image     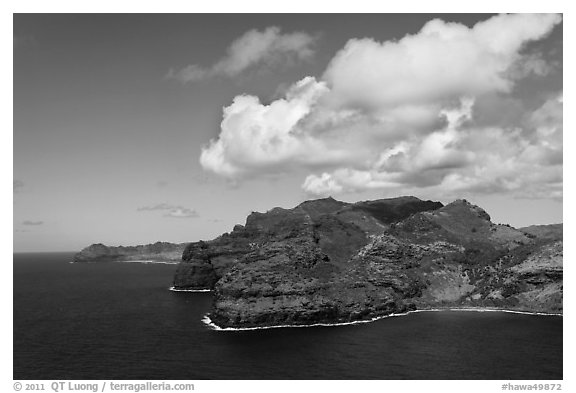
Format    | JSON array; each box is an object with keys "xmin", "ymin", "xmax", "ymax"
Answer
[
  {"xmin": 174, "ymin": 197, "xmax": 562, "ymax": 329},
  {"xmin": 519, "ymin": 224, "xmax": 563, "ymax": 241}
]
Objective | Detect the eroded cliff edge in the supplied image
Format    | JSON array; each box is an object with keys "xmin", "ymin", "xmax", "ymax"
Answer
[{"xmin": 173, "ymin": 196, "xmax": 563, "ymax": 329}]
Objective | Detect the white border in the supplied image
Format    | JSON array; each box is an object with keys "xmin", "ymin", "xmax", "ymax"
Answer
[{"xmin": 5, "ymin": 3, "xmax": 572, "ymax": 392}]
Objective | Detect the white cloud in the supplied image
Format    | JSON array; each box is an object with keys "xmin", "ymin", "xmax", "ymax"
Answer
[
  {"xmin": 302, "ymin": 173, "xmax": 344, "ymax": 196},
  {"xmin": 322, "ymin": 13, "xmax": 561, "ymax": 109},
  {"xmin": 200, "ymin": 77, "xmax": 350, "ymax": 177},
  {"xmin": 164, "ymin": 207, "xmax": 200, "ymax": 219},
  {"xmin": 22, "ymin": 220, "xmax": 44, "ymax": 226},
  {"xmin": 137, "ymin": 203, "xmax": 199, "ymax": 218},
  {"xmin": 303, "ymin": 168, "xmax": 401, "ymax": 197},
  {"xmin": 169, "ymin": 26, "xmax": 316, "ymax": 83},
  {"xmin": 529, "ymin": 92, "xmax": 563, "ymax": 152},
  {"xmin": 303, "ymin": 94, "xmax": 563, "ymax": 199},
  {"xmin": 198, "ymin": 14, "xmax": 562, "ymax": 201}
]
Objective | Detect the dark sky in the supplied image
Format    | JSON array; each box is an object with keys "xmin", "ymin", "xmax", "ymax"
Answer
[{"xmin": 13, "ymin": 13, "xmax": 562, "ymax": 251}]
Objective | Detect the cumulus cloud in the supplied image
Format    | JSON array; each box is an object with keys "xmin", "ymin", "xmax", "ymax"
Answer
[
  {"xmin": 200, "ymin": 77, "xmax": 351, "ymax": 176},
  {"xmin": 168, "ymin": 26, "xmax": 317, "ymax": 83},
  {"xmin": 137, "ymin": 203, "xmax": 199, "ymax": 218},
  {"xmin": 304, "ymin": 94, "xmax": 562, "ymax": 199},
  {"xmin": 198, "ymin": 14, "xmax": 562, "ymax": 201},
  {"xmin": 22, "ymin": 220, "xmax": 43, "ymax": 226},
  {"xmin": 322, "ymin": 13, "xmax": 561, "ymax": 109}
]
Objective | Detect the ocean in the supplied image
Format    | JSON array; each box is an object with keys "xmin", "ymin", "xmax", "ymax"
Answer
[{"xmin": 13, "ymin": 253, "xmax": 563, "ymax": 380}]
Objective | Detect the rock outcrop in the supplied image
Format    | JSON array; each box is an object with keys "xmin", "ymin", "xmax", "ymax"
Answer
[
  {"xmin": 73, "ymin": 241, "xmax": 187, "ymax": 263},
  {"xmin": 173, "ymin": 196, "xmax": 562, "ymax": 329}
]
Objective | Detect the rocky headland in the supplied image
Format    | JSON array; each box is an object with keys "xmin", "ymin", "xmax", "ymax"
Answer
[
  {"xmin": 73, "ymin": 241, "xmax": 187, "ymax": 263},
  {"xmin": 173, "ymin": 196, "xmax": 563, "ymax": 329}
]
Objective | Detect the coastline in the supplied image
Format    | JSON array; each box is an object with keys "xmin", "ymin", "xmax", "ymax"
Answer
[
  {"xmin": 115, "ymin": 260, "xmax": 180, "ymax": 264},
  {"xmin": 169, "ymin": 286, "xmax": 212, "ymax": 293},
  {"xmin": 69, "ymin": 260, "xmax": 180, "ymax": 265},
  {"xmin": 202, "ymin": 307, "xmax": 563, "ymax": 332}
]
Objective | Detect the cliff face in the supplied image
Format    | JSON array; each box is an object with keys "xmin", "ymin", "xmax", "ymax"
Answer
[
  {"xmin": 174, "ymin": 197, "xmax": 562, "ymax": 328},
  {"xmin": 73, "ymin": 242, "xmax": 187, "ymax": 263},
  {"xmin": 173, "ymin": 197, "xmax": 442, "ymax": 290}
]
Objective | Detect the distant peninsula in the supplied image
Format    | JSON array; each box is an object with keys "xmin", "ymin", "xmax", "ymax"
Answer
[
  {"xmin": 73, "ymin": 241, "xmax": 186, "ymax": 263},
  {"xmin": 75, "ymin": 196, "xmax": 562, "ymax": 330}
]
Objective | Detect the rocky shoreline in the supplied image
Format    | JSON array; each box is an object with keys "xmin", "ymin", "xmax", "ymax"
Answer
[
  {"xmin": 202, "ymin": 306, "xmax": 562, "ymax": 332},
  {"xmin": 168, "ymin": 286, "xmax": 211, "ymax": 293}
]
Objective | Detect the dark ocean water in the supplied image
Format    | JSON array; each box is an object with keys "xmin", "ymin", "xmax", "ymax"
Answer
[{"xmin": 14, "ymin": 253, "xmax": 563, "ymax": 380}]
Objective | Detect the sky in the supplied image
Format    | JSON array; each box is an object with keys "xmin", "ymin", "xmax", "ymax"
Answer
[{"xmin": 13, "ymin": 13, "xmax": 563, "ymax": 252}]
